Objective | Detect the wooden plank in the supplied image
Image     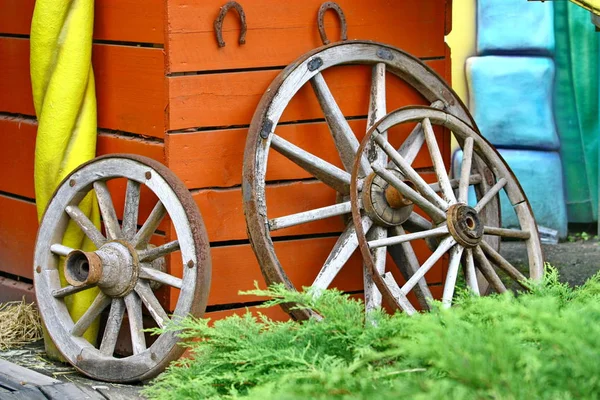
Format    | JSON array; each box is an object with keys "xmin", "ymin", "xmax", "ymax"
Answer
[
  {"xmin": 0, "ymin": 360, "xmax": 59, "ymax": 387},
  {"xmin": 0, "ymin": 38, "xmax": 165, "ymax": 138},
  {"xmin": 39, "ymin": 382, "xmax": 105, "ymax": 400},
  {"xmin": 166, "ymin": 0, "xmax": 445, "ymax": 72},
  {"xmin": 167, "ymin": 119, "xmax": 439, "ymax": 190},
  {"xmin": 3, "ymin": 386, "xmax": 47, "ymax": 400},
  {"xmin": 0, "ymin": 116, "xmax": 164, "ymax": 200},
  {"xmin": 0, "ymin": 277, "xmax": 35, "ymax": 304},
  {"xmin": 167, "ymin": 59, "xmax": 446, "ymax": 131},
  {"xmin": 0, "ymin": 0, "xmax": 164, "ymax": 44},
  {"xmin": 0, "ymin": 195, "xmax": 38, "ymax": 280}
]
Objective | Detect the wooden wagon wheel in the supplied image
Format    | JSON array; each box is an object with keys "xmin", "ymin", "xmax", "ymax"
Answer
[
  {"xmin": 350, "ymin": 106, "xmax": 544, "ymax": 314},
  {"xmin": 243, "ymin": 41, "xmax": 500, "ymax": 319},
  {"xmin": 34, "ymin": 154, "xmax": 211, "ymax": 382}
]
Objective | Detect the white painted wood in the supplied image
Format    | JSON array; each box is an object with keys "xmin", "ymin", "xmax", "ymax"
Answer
[
  {"xmin": 367, "ymin": 63, "xmax": 387, "ymax": 167},
  {"xmin": 269, "ymin": 201, "xmax": 352, "ymax": 231},
  {"xmin": 442, "ymin": 245, "xmax": 464, "ymax": 308},
  {"xmin": 312, "ymin": 216, "xmax": 373, "ymax": 290},
  {"xmin": 50, "ymin": 244, "xmax": 74, "ymax": 257},
  {"xmin": 368, "ymin": 225, "xmax": 448, "ymax": 249},
  {"xmin": 132, "ymin": 201, "xmax": 166, "ymax": 248},
  {"xmin": 122, "ymin": 180, "xmax": 141, "ymax": 241},
  {"xmin": 383, "ymin": 272, "xmax": 416, "ymax": 315},
  {"xmin": 139, "ymin": 267, "xmax": 182, "ymax": 289},
  {"xmin": 364, "ymin": 226, "xmax": 386, "ymax": 313},
  {"xmin": 100, "ymin": 298, "xmax": 125, "ymax": 356},
  {"xmin": 483, "ymin": 226, "xmax": 530, "ymax": 240},
  {"xmin": 93, "ymin": 181, "xmax": 121, "ymax": 240},
  {"xmin": 390, "ymin": 225, "xmax": 433, "ymax": 306},
  {"xmin": 401, "ymin": 236, "xmax": 456, "ymax": 295},
  {"xmin": 396, "ymin": 100, "xmax": 445, "ymax": 165},
  {"xmin": 311, "ymin": 72, "xmax": 370, "ymax": 174},
  {"xmin": 371, "ymin": 164, "xmax": 446, "ymax": 222},
  {"xmin": 124, "ymin": 292, "xmax": 146, "ymax": 355},
  {"xmin": 65, "ymin": 205, "xmax": 106, "ymax": 248},
  {"xmin": 52, "ymin": 284, "xmax": 95, "ymax": 298},
  {"xmin": 464, "ymin": 249, "xmax": 480, "ymax": 295},
  {"xmin": 374, "ymin": 134, "xmax": 448, "ymax": 211},
  {"xmin": 138, "ymin": 240, "xmax": 180, "ymax": 262},
  {"xmin": 458, "ymin": 137, "xmax": 474, "ymax": 204},
  {"xmin": 71, "ymin": 292, "xmax": 111, "ymax": 337},
  {"xmin": 135, "ymin": 281, "xmax": 170, "ymax": 329},
  {"xmin": 405, "ymin": 212, "xmax": 433, "ymax": 232},
  {"xmin": 474, "ymin": 178, "xmax": 507, "ymax": 213},
  {"xmin": 430, "ymin": 173, "xmax": 482, "ymax": 193},
  {"xmin": 479, "ymin": 240, "xmax": 528, "ymax": 284},
  {"xmin": 422, "ymin": 117, "xmax": 456, "ymax": 204},
  {"xmin": 472, "ymin": 245, "xmax": 507, "ymax": 293},
  {"xmin": 271, "ymin": 134, "xmax": 351, "ymax": 194}
]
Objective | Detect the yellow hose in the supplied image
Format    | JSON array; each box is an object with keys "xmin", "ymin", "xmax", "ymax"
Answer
[{"xmin": 30, "ymin": 0, "xmax": 101, "ymax": 358}]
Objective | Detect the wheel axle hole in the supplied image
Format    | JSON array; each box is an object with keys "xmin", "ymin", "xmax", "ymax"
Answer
[
  {"xmin": 65, "ymin": 250, "xmax": 99, "ymax": 285},
  {"xmin": 466, "ymin": 216, "xmax": 475, "ymax": 230}
]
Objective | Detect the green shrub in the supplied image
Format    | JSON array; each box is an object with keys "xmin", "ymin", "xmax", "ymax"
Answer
[{"xmin": 144, "ymin": 266, "xmax": 600, "ymax": 399}]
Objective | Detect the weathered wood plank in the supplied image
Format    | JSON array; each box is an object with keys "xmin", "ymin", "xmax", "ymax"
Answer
[
  {"xmin": 39, "ymin": 382, "xmax": 105, "ymax": 400},
  {"xmin": 0, "ymin": 359, "xmax": 60, "ymax": 387},
  {"xmin": 166, "ymin": 0, "xmax": 445, "ymax": 72}
]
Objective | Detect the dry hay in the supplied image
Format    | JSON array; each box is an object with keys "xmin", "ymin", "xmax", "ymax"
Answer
[{"xmin": 0, "ymin": 299, "xmax": 43, "ymax": 350}]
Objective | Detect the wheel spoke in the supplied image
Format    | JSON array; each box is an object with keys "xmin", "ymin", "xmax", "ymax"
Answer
[
  {"xmin": 364, "ymin": 226, "xmax": 386, "ymax": 313},
  {"xmin": 50, "ymin": 244, "xmax": 75, "ymax": 257},
  {"xmin": 401, "ymin": 236, "xmax": 456, "ymax": 295},
  {"xmin": 312, "ymin": 216, "xmax": 373, "ymax": 290},
  {"xmin": 474, "ymin": 178, "xmax": 507, "ymax": 213},
  {"xmin": 458, "ymin": 137, "xmax": 474, "ymax": 204},
  {"xmin": 269, "ymin": 201, "xmax": 352, "ymax": 231},
  {"xmin": 395, "ymin": 100, "xmax": 445, "ymax": 165},
  {"xmin": 138, "ymin": 240, "xmax": 180, "ymax": 262},
  {"xmin": 382, "ymin": 272, "xmax": 417, "ymax": 315},
  {"xmin": 442, "ymin": 245, "xmax": 465, "ymax": 308},
  {"xmin": 366, "ymin": 63, "xmax": 387, "ymax": 166},
  {"xmin": 65, "ymin": 205, "xmax": 106, "ymax": 248},
  {"xmin": 135, "ymin": 281, "xmax": 170, "ymax": 329},
  {"xmin": 369, "ymin": 225, "xmax": 448, "ymax": 249},
  {"xmin": 479, "ymin": 241, "xmax": 529, "ymax": 288},
  {"xmin": 52, "ymin": 284, "xmax": 96, "ymax": 298},
  {"xmin": 99, "ymin": 298, "xmax": 125, "ymax": 356},
  {"xmin": 464, "ymin": 249, "xmax": 480, "ymax": 295},
  {"xmin": 483, "ymin": 226, "xmax": 531, "ymax": 240},
  {"xmin": 132, "ymin": 201, "xmax": 166, "ymax": 248},
  {"xmin": 271, "ymin": 134, "xmax": 351, "ymax": 195},
  {"xmin": 472, "ymin": 245, "xmax": 507, "ymax": 293},
  {"xmin": 430, "ymin": 173, "xmax": 482, "ymax": 194},
  {"xmin": 389, "ymin": 225, "xmax": 433, "ymax": 310},
  {"xmin": 93, "ymin": 181, "xmax": 121, "ymax": 240},
  {"xmin": 139, "ymin": 267, "xmax": 182, "ymax": 289},
  {"xmin": 403, "ymin": 212, "xmax": 433, "ymax": 233},
  {"xmin": 374, "ymin": 134, "xmax": 448, "ymax": 211},
  {"xmin": 371, "ymin": 164, "xmax": 446, "ymax": 222},
  {"xmin": 71, "ymin": 292, "xmax": 111, "ymax": 337},
  {"xmin": 422, "ymin": 118, "xmax": 456, "ymax": 204},
  {"xmin": 310, "ymin": 73, "xmax": 370, "ymax": 174},
  {"xmin": 122, "ymin": 180, "xmax": 141, "ymax": 241},
  {"xmin": 124, "ymin": 292, "xmax": 146, "ymax": 354}
]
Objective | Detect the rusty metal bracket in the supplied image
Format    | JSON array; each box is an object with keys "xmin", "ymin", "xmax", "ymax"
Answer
[
  {"xmin": 317, "ymin": 2, "xmax": 348, "ymax": 45},
  {"xmin": 214, "ymin": 1, "xmax": 247, "ymax": 48}
]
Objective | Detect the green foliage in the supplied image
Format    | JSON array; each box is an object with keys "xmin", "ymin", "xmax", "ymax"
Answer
[{"xmin": 144, "ymin": 268, "xmax": 600, "ymax": 399}]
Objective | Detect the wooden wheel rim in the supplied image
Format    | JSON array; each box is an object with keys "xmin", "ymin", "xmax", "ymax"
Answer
[
  {"xmin": 243, "ymin": 41, "xmax": 500, "ymax": 319},
  {"xmin": 34, "ymin": 154, "xmax": 211, "ymax": 382},
  {"xmin": 350, "ymin": 107, "xmax": 544, "ymax": 314}
]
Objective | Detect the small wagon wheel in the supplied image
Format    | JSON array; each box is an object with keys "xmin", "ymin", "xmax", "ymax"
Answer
[
  {"xmin": 350, "ymin": 106, "xmax": 544, "ymax": 314},
  {"xmin": 243, "ymin": 41, "xmax": 500, "ymax": 320},
  {"xmin": 34, "ymin": 154, "xmax": 211, "ymax": 382}
]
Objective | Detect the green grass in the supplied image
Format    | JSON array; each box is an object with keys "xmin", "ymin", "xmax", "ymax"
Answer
[{"xmin": 144, "ymin": 266, "xmax": 600, "ymax": 399}]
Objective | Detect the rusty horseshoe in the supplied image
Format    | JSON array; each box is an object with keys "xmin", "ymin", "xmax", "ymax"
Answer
[
  {"xmin": 317, "ymin": 2, "xmax": 348, "ymax": 45},
  {"xmin": 214, "ymin": 1, "xmax": 247, "ymax": 48}
]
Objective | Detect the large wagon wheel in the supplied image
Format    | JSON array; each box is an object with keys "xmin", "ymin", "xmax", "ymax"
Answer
[
  {"xmin": 350, "ymin": 106, "xmax": 544, "ymax": 314},
  {"xmin": 243, "ymin": 41, "xmax": 500, "ymax": 320},
  {"xmin": 34, "ymin": 154, "xmax": 211, "ymax": 382}
]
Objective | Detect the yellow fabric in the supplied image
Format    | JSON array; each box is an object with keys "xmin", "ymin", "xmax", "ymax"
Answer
[
  {"xmin": 445, "ymin": 0, "xmax": 477, "ymax": 153},
  {"xmin": 569, "ymin": 0, "xmax": 600, "ymax": 14},
  {"xmin": 30, "ymin": 0, "xmax": 101, "ymax": 358}
]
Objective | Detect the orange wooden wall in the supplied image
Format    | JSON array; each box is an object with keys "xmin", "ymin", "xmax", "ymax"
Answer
[{"xmin": 0, "ymin": 0, "xmax": 452, "ymax": 319}]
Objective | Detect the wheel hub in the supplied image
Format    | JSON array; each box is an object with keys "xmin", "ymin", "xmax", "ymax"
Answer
[
  {"xmin": 362, "ymin": 170, "xmax": 414, "ymax": 227},
  {"xmin": 446, "ymin": 204, "xmax": 483, "ymax": 248},
  {"xmin": 64, "ymin": 240, "xmax": 140, "ymax": 297}
]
